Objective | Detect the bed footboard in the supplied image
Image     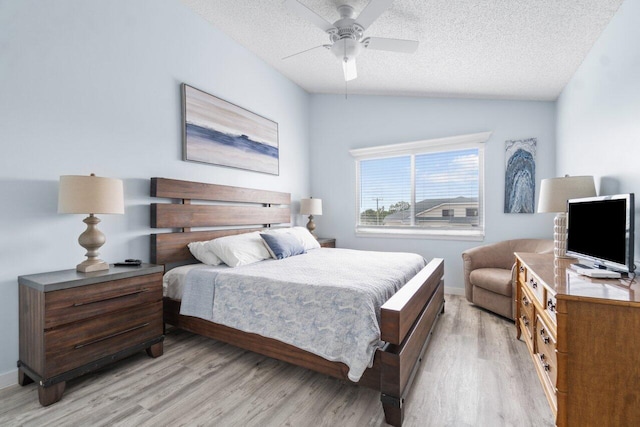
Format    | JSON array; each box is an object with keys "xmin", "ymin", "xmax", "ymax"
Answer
[{"xmin": 379, "ymin": 258, "xmax": 445, "ymax": 426}]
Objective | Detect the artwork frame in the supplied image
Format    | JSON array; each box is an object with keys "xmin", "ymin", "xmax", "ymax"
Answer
[
  {"xmin": 182, "ymin": 83, "xmax": 279, "ymax": 175},
  {"xmin": 504, "ymin": 138, "xmax": 537, "ymax": 213}
]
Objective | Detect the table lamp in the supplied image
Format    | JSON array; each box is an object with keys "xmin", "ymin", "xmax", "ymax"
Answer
[
  {"xmin": 58, "ymin": 173, "xmax": 125, "ymax": 272},
  {"xmin": 300, "ymin": 197, "xmax": 322, "ymax": 238},
  {"xmin": 537, "ymin": 175, "xmax": 596, "ymax": 258}
]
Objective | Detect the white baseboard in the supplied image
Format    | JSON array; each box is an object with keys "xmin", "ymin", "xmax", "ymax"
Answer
[
  {"xmin": 0, "ymin": 369, "xmax": 16, "ymax": 390},
  {"xmin": 444, "ymin": 286, "xmax": 465, "ymax": 296}
]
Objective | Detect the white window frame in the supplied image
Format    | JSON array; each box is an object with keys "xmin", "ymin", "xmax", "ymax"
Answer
[{"xmin": 350, "ymin": 131, "xmax": 491, "ymax": 240}]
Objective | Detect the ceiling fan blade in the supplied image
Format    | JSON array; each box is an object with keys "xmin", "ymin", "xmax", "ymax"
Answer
[
  {"xmin": 363, "ymin": 37, "xmax": 419, "ymax": 53},
  {"xmin": 355, "ymin": 0, "xmax": 393, "ymax": 30},
  {"xmin": 343, "ymin": 58, "xmax": 357, "ymax": 81},
  {"xmin": 282, "ymin": 44, "xmax": 330, "ymax": 60},
  {"xmin": 284, "ymin": 0, "xmax": 337, "ymax": 33}
]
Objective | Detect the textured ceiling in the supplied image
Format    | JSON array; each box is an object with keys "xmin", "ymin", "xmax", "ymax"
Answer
[{"xmin": 181, "ymin": 0, "xmax": 624, "ymax": 101}]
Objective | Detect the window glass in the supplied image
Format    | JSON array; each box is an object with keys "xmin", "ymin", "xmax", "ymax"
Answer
[{"xmin": 351, "ymin": 132, "xmax": 488, "ymax": 239}]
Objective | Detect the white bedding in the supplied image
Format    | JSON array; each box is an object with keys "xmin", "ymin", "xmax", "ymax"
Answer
[{"xmin": 164, "ymin": 248, "xmax": 427, "ymax": 382}]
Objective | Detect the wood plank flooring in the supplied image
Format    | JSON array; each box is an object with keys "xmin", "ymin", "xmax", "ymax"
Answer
[{"xmin": 0, "ymin": 295, "xmax": 554, "ymax": 427}]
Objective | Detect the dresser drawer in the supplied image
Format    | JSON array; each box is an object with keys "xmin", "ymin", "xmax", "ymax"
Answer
[
  {"xmin": 518, "ymin": 263, "xmax": 527, "ymax": 286},
  {"xmin": 545, "ymin": 293, "xmax": 557, "ymax": 321},
  {"xmin": 525, "ymin": 270, "xmax": 545, "ymax": 305},
  {"xmin": 44, "ymin": 273, "xmax": 163, "ymax": 329},
  {"xmin": 535, "ymin": 314, "xmax": 557, "ymax": 391},
  {"xmin": 519, "ymin": 289, "xmax": 535, "ymax": 346},
  {"xmin": 44, "ymin": 301, "xmax": 162, "ymax": 377}
]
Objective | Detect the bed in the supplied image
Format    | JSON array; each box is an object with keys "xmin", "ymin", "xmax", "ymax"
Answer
[{"xmin": 150, "ymin": 177, "xmax": 445, "ymax": 426}]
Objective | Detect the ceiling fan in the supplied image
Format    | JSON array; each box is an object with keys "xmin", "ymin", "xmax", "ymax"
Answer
[{"xmin": 283, "ymin": 0, "xmax": 419, "ymax": 81}]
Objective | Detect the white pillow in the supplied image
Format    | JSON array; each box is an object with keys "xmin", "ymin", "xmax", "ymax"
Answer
[
  {"xmin": 209, "ymin": 231, "xmax": 272, "ymax": 267},
  {"xmin": 267, "ymin": 226, "xmax": 321, "ymax": 251},
  {"xmin": 187, "ymin": 240, "xmax": 223, "ymax": 265},
  {"xmin": 291, "ymin": 226, "xmax": 322, "ymax": 250}
]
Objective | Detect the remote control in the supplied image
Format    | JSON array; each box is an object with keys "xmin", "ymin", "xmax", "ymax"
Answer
[
  {"xmin": 571, "ymin": 263, "xmax": 593, "ymax": 270},
  {"xmin": 576, "ymin": 268, "xmax": 621, "ymax": 279},
  {"xmin": 115, "ymin": 259, "xmax": 142, "ymax": 267}
]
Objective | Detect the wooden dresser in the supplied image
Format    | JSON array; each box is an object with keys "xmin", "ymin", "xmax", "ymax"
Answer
[
  {"xmin": 18, "ymin": 264, "xmax": 165, "ymax": 406},
  {"xmin": 515, "ymin": 253, "xmax": 640, "ymax": 426}
]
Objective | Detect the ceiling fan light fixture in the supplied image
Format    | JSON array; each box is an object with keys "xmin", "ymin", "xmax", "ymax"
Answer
[
  {"xmin": 343, "ymin": 58, "xmax": 357, "ymax": 81},
  {"xmin": 284, "ymin": 0, "xmax": 419, "ymax": 83},
  {"xmin": 330, "ymin": 38, "xmax": 362, "ymax": 61}
]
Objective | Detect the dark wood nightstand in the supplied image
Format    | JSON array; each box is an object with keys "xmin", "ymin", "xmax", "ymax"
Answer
[
  {"xmin": 317, "ymin": 238, "xmax": 336, "ymax": 248},
  {"xmin": 17, "ymin": 263, "xmax": 165, "ymax": 406}
]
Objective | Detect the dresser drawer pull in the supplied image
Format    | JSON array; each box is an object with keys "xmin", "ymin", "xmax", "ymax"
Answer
[
  {"xmin": 74, "ymin": 322, "xmax": 150, "ymax": 349},
  {"xmin": 519, "ymin": 265, "xmax": 524, "ymax": 273},
  {"xmin": 521, "ymin": 315, "xmax": 529, "ymax": 326},
  {"xmin": 547, "ymin": 299, "xmax": 556, "ymax": 312},
  {"xmin": 529, "ymin": 278, "xmax": 537, "ymax": 289},
  {"xmin": 539, "ymin": 353, "xmax": 550, "ymax": 371},
  {"xmin": 522, "ymin": 296, "xmax": 530, "ymax": 306},
  {"xmin": 72, "ymin": 289, "xmax": 150, "ymax": 307},
  {"xmin": 540, "ymin": 328, "xmax": 550, "ymax": 344}
]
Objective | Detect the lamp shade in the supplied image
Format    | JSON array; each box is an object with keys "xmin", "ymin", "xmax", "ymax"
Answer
[
  {"xmin": 537, "ymin": 176, "xmax": 596, "ymax": 213},
  {"xmin": 300, "ymin": 198, "xmax": 322, "ymax": 216},
  {"xmin": 58, "ymin": 174, "xmax": 125, "ymax": 215}
]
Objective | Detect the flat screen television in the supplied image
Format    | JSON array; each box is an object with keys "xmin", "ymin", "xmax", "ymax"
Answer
[{"xmin": 566, "ymin": 193, "xmax": 635, "ymax": 273}]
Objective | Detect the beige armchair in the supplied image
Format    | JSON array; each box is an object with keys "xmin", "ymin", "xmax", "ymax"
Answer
[{"xmin": 461, "ymin": 239, "xmax": 553, "ymax": 320}]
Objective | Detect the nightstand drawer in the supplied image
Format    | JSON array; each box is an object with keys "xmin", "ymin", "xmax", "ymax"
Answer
[
  {"xmin": 44, "ymin": 301, "xmax": 162, "ymax": 377},
  {"xmin": 45, "ymin": 273, "xmax": 163, "ymax": 329}
]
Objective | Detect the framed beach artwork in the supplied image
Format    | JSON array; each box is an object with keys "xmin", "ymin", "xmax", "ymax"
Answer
[
  {"xmin": 504, "ymin": 138, "xmax": 537, "ymax": 213},
  {"xmin": 182, "ymin": 84, "xmax": 279, "ymax": 175}
]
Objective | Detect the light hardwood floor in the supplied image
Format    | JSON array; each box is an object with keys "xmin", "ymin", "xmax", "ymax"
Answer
[{"xmin": 0, "ymin": 295, "xmax": 554, "ymax": 427}]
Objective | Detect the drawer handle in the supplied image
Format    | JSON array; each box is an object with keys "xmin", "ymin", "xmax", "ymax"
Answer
[
  {"xmin": 540, "ymin": 328, "xmax": 550, "ymax": 344},
  {"xmin": 529, "ymin": 278, "xmax": 537, "ymax": 289},
  {"xmin": 539, "ymin": 353, "xmax": 550, "ymax": 371},
  {"xmin": 521, "ymin": 315, "xmax": 529, "ymax": 326},
  {"xmin": 522, "ymin": 296, "xmax": 530, "ymax": 306},
  {"xmin": 73, "ymin": 288, "xmax": 150, "ymax": 307},
  {"xmin": 519, "ymin": 266, "xmax": 524, "ymax": 272},
  {"xmin": 74, "ymin": 322, "xmax": 150, "ymax": 349},
  {"xmin": 547, "ymin": 298, "xmax": 556, "ymax": 313}
]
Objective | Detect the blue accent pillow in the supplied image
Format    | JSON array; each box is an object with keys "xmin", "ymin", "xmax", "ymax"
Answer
[{"xmin": 260, "ymin": 232, "xmax": 306, "ymax": 260}]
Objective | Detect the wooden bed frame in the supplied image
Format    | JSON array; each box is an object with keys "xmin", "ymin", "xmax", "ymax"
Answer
[{"xmin": 150, "ymin": 177, "xmax": 445, "ymax": 426}]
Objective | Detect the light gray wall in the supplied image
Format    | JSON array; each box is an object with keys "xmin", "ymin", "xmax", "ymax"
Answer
[
  {"xmin": 8, "ymin": 0, "xmax": 634, "ymax": 389},
  {"xmin": 309, "ymin": 95, "xmax": 557, "ymax": 292},
  {"xmin": 0, "ymin": 0, "xmax": 311, "ymax": 381},
  {"xmin": 557, "ymin": 0, "xmax": 640, "ymax": 264}
]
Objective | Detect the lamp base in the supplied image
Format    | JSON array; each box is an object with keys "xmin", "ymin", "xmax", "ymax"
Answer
[
  {"xmin": 306, "ymin": 215, "xmax": 317, "ymax": 239},
  {"xmin": 76, "ymin": 214, "xmax": 110, "ymax": 273},
  {"xmin": 77, "ymin": 259, "xmax": 109, "ymax": 272},
  {"xmin": 553, "ymin": 212, "xmax": 573, "ymax": 259}
]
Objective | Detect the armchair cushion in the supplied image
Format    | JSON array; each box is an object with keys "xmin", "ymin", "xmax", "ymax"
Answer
[{"xmin": 469, "ymin": 267, "xmax": 513, "ymax": 296}]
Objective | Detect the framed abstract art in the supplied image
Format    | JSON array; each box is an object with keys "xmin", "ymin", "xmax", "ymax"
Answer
[
  {"xmin": 504, "ymin": 138, "xmax": 537, "ymax": 213},
  {"xmin": 182, "ymin": 84, "xmax": 279, "ymax": 175}
]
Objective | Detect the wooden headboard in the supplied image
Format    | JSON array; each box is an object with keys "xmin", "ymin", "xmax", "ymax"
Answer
[{"xmin": 150, "ymin": 178, "xmax": 291, "ymax": 265}]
